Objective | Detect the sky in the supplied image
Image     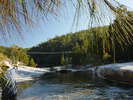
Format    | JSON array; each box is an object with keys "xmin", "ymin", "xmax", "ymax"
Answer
[{"xmin": 0, "ymin": 0, "xmax": 133, "ymax": 48}]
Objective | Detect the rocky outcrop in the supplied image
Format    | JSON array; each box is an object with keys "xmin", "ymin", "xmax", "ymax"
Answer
[{"xmin": 95, "ymin": 62, "xmax": 133, "ymax": 85}]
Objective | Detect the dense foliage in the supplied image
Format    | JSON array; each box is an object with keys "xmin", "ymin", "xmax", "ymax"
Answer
[
  {"xmin": 0, "ymin": 45, "xmax": 36, "ymax": 67},
  {"xmin": 29, "ymin": 24, "xmax": 133, "ymax": 67}
]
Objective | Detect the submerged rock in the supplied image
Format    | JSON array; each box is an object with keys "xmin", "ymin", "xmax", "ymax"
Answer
[{"xmin": 57, "ymin": 69, "xmax": 72, "ymax": 73}]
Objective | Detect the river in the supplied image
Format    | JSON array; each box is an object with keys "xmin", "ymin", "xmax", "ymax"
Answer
[{"xmin": 17, "ymin": 72, "xmax": 133, "ymax": 100}]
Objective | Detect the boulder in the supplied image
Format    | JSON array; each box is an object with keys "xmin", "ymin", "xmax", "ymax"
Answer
[{"xmin": 96, "ymin": 62, "xmax": 133, "ymax": 85}]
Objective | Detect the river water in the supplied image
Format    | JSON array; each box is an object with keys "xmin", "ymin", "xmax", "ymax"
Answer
[{"xmin": 17, "ymin": 72, "xmax": 133, "ymax": 100}]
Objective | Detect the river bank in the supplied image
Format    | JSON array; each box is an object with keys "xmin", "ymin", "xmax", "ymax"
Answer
[
  {"xmin": 7, "ymin": 66, "xmax": 51, "ymax": 83},
  {"xmin": 4, "ymin": 61, "xmax": 133, "ymax": 85}
]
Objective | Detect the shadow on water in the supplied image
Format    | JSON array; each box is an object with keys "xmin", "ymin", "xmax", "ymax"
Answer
[
  {"xmin": 1, "ymin": 70, "xmax": 133, "ymax": 100},
  {"xmin": 16, "ymin": 72, "xmax": 133, "ymax": 100}
]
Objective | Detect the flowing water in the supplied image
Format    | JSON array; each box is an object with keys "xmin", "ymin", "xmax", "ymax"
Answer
[{"xmin": 17, "ymin": 72, "xmax": 133, "ymax": 100}]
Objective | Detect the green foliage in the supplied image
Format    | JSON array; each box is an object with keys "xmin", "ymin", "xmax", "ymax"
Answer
[
  {"xmin": 0, "ymin": 45, "xmax": 36, "ymax": 67},
  {"xmin": 0, "ymin": 64, "xmax": 9, "ymax": 73},
  {"xmin": 29, "ymin": 18, "xmax": 133, "ymax": 67},
  {"xmin": 61, "ymin": 55, "xmax": 65, "ymax": 65},
  {"xmin": 103, "ymin": 53, "xmax": 111, "ymax": 64},
  {"xmin": 28, "ymin": 58, "xmax": 36, "ymax": 67},
  {"xmin": 0, "ymin": 63, "xmax": 9, "ymax": 86},
  {"xmin": 9, "ymin": 45, "xmax": 29, "ymax": 65},
  {"xmin": 0, "ymin": 53, "xmax": 9, "ymax": 74},
  {"xmin": 0, "ymin": 53, "xmax": 7, "ymax": 61},
  {"xmin": 26, "ymin": 8, "xmax": 133, "ymax": 67}
]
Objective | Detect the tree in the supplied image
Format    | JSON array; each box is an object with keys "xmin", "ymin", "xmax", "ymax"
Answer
[
  {"xmin": 72, "ymin": 43, "xmax": 82, "ymax": 65},
  {"xmin": 28, "ymin": 58, "xmax": 36, "ymax": 67},
  {"xmin": 0, "ymin": 53, "xmax": 7, "ymax": 62},
  {"xmin": 61, "ymin": 55, "xmax": 65, "ymax": 65},
  {"xmin": 0, "ymin": 45, "xmax": 36, "ymax": 66}
]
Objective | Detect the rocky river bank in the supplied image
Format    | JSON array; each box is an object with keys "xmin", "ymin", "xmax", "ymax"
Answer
[{"xmin": 4, "ymin": 61, "xmax": 133, "ymax": 85}]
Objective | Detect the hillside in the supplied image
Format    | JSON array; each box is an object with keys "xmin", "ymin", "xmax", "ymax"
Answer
[
  {"xmin": 0, "ymin": 45, "xmax": 36, "ymax": 68},
  {"xmin": 29, "ymin": 25, "xmax": 133, "ymax": 67}
]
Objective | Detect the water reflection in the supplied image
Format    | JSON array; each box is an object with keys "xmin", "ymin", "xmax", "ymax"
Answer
[{"xmin": 17, "ymin": 72, "xmax": 133, "ymax": 100}]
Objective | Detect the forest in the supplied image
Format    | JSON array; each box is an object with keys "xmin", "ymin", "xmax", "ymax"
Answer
[
  {"xmin": 0, "ymin": 45, "xmax": 36, "ymax": 67},
  {"xmin": 0, "ymin": 10, "xmax": 132, "ymax": 68},
  {"xmin": 29, "ymin": 11, "xmax": 133, "ymax": 67}
]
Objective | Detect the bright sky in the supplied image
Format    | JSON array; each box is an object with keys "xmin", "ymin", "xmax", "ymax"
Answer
[{"xmin": 0, "ymin": 0, "xmax": 133, "ymax": 48}]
